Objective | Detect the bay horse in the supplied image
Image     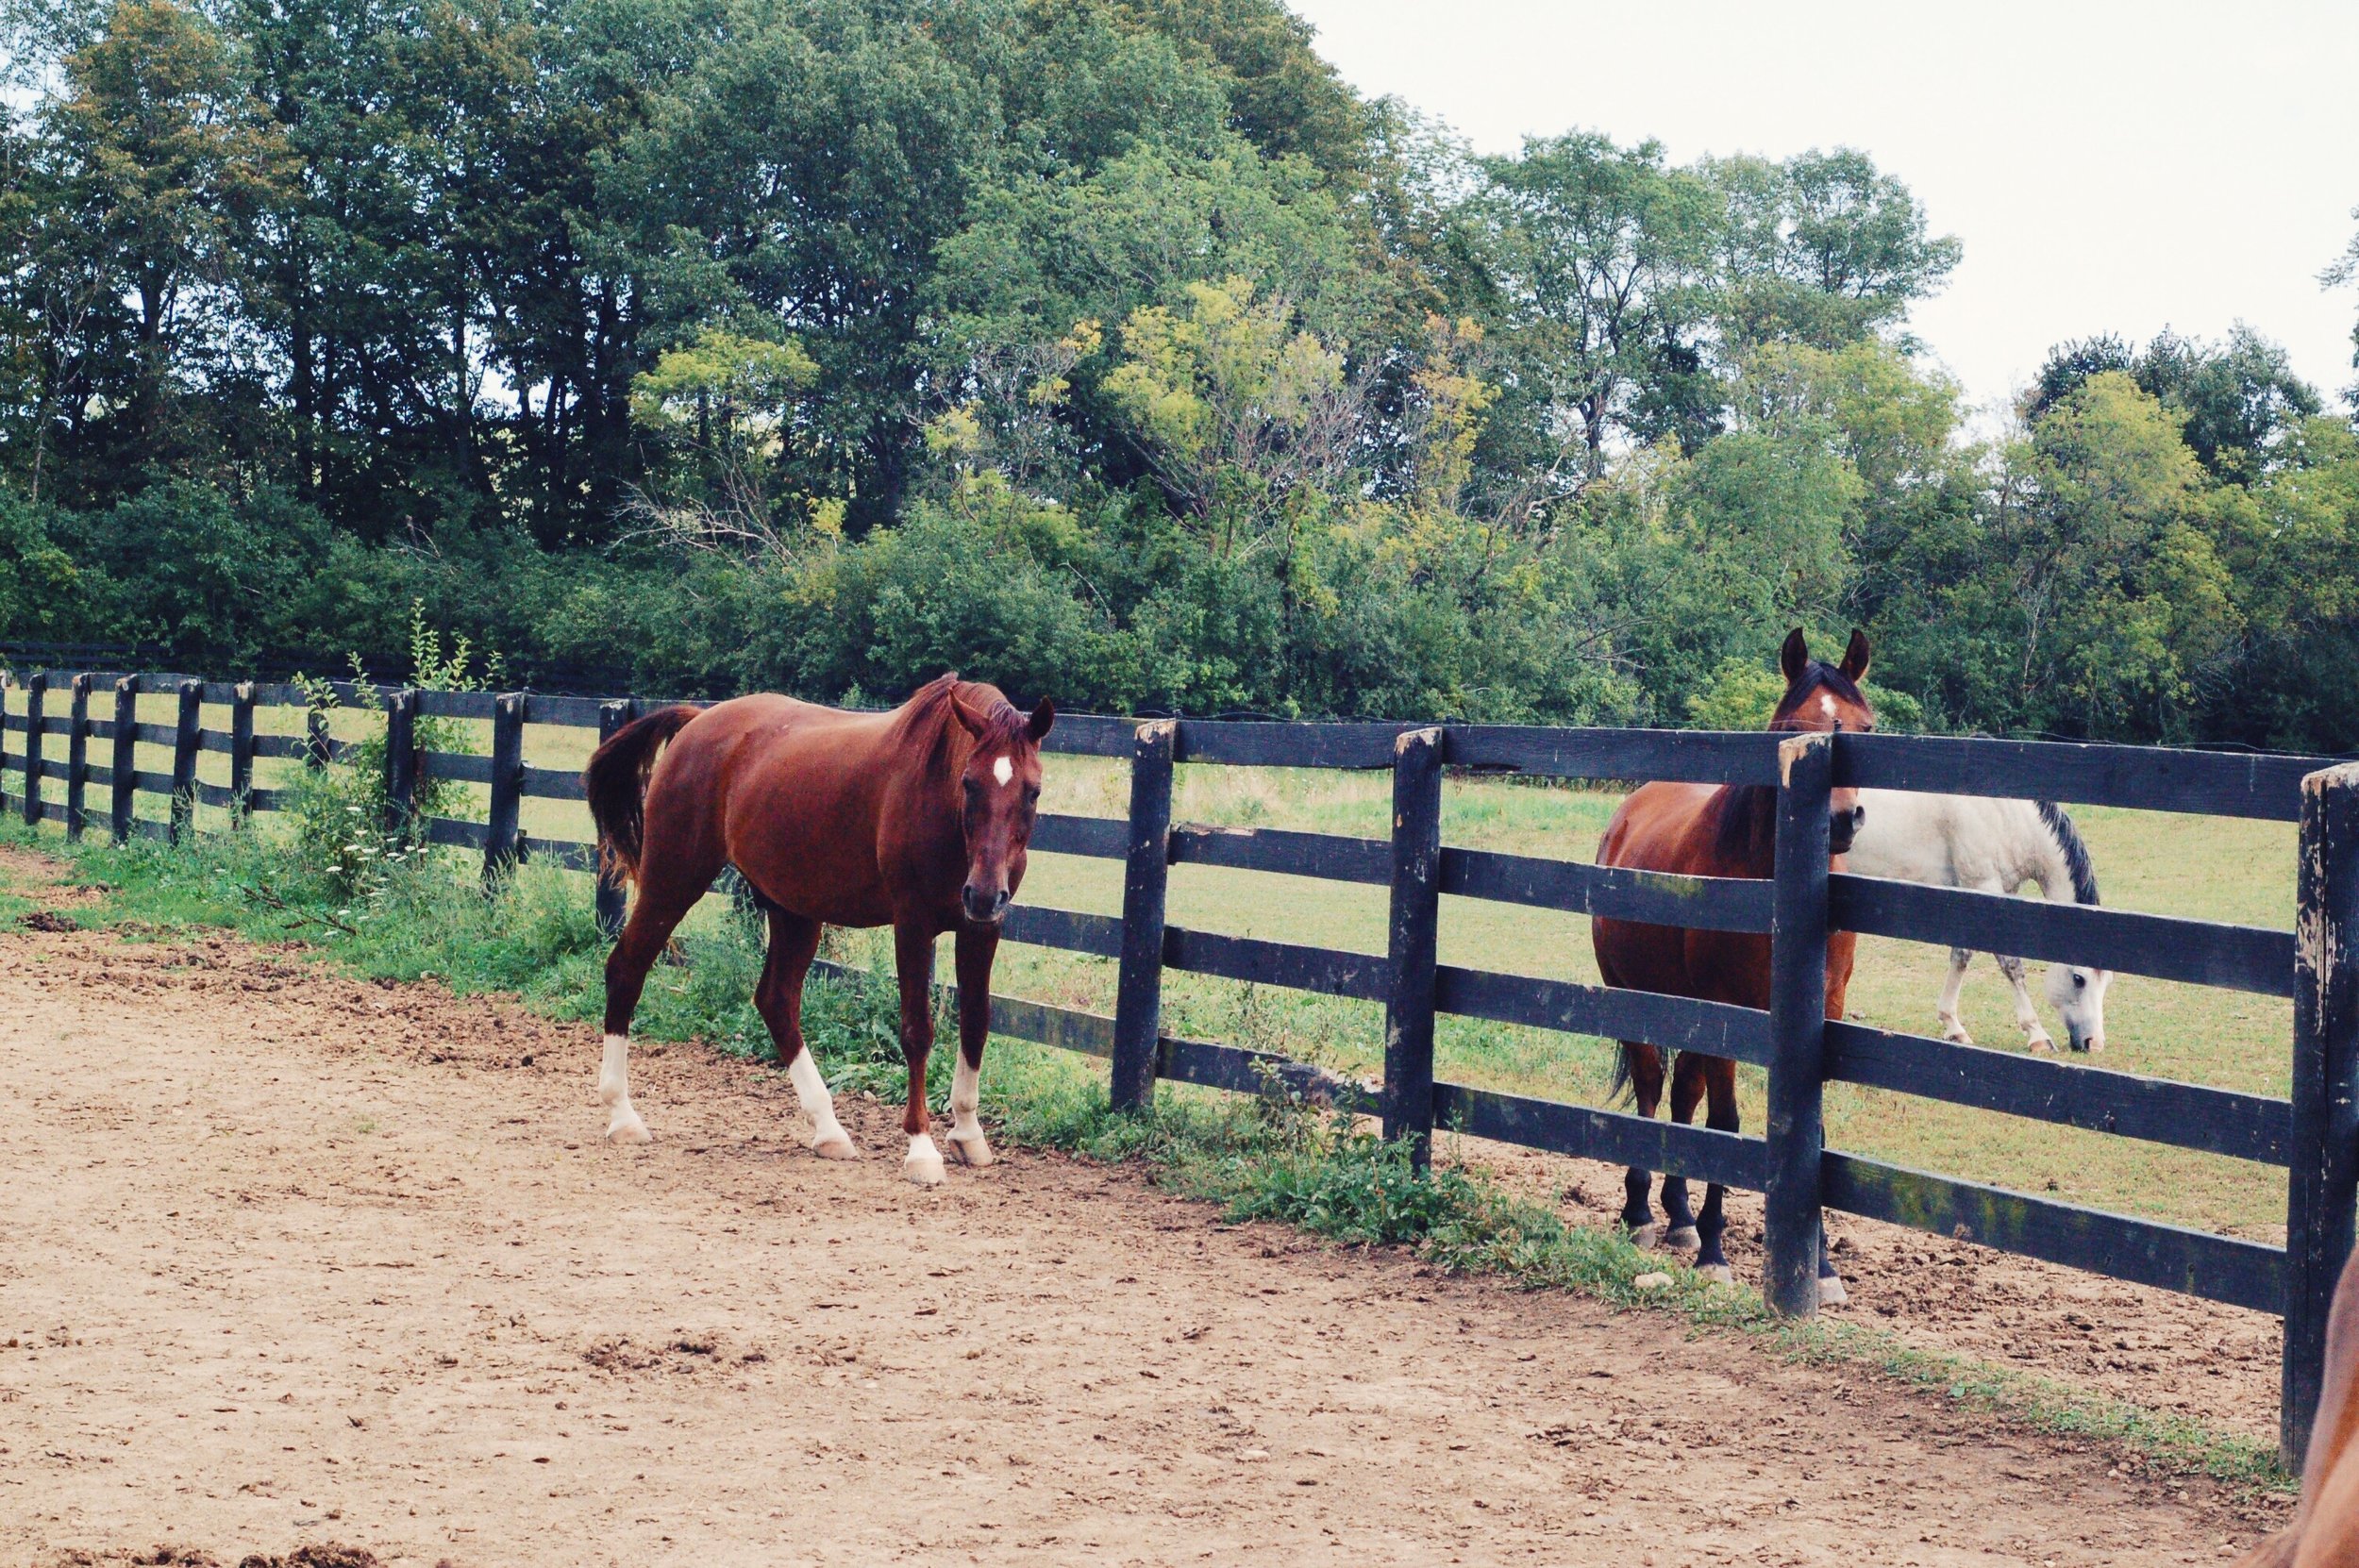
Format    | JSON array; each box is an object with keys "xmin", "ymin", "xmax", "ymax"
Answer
[
  {"xmin": 1845, "ymin": 792, "xmax": 2111, "ymax": 1053},
  {"xmin": 1592, "ymin": 628, "xmax": 1872, "ymax": 1304},
  {"xmin": 2238, "ymin": 1243, "xmax": 2359, "ymax": 1565},
  {"xmin": 583, "ymin": 673, "xmax": 1053, "ymax": 1185}
]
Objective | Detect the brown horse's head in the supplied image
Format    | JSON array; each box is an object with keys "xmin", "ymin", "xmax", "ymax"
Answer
[
  {"xmin": 949, "ymin": 688, "xmax": 1055, "ymax": 925},
  {"xmin": 1772, "ymin": 627, "xmax": 1875, "ymax": 856}
]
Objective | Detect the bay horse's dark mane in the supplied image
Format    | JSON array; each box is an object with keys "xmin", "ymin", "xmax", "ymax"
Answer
[{"xmin": 1707, "ymin": 660, "xmax": 1869, "ymax": 872}]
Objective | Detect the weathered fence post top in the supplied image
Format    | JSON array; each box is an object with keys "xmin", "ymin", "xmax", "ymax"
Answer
[{"xmin": 1778, "ymin": 728, "xmax": 1830, "ymax": 782}]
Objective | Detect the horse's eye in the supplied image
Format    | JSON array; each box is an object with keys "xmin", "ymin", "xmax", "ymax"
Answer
[{"xmin": 2072, "ymin": 974, "xmax": 2087, "ymax": 989}]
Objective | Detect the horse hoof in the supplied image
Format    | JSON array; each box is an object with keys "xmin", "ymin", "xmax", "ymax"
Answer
[
  {"xmin": 904, "ymin": 1153, "xmax": 946, "ymax": 1187},
  {"xmin": 1818, "ymin": 1276, "xmax": 1849, "ymax": 1308},
  {"xmin": 606, "ymin": 1113, "xmax": 651, "ymax": 1145},
  {"xmin": 1941, "ymin": 1024, "xmax": 1974, "ymax": 1046},
  {"xmin": 811, "ymin": 1134, "xmax": 859, "ymax": 1161},
  {"xmin": 945, "ymin": 1132, "xmax": 994, "ymax": 1167},
  {"xmin": 1663, "ymin": 1226, "xmax": 1699, "ymax": 1250},
  {"xmin": 1696, "ymin": 1263, "xmax": 1733, "ymax": 1286},
  {"xmin": 1628, "ymin": 1224, "xmax": 1662, "ymax": 1250},
  {"xmin": 2027, "ymin": 1035, "xmax": 2057, "ymax": 1054}
]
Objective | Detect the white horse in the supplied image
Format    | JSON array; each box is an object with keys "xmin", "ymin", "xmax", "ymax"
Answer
[{"xmin": 1845, "ymin": 792, "xmax": 2112, "ymax": 1052}]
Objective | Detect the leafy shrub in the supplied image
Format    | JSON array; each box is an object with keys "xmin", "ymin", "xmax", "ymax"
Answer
[{"xmin": 287, "ymin": 603, "xmax": 496, "ymax": 898}]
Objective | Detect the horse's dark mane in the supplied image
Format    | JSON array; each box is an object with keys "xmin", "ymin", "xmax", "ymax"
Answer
[
  {"xmin": 2035, "ymin": 799, "xmax": 2100, "ymax": 906},
  {"xmin": 1707, "ymin": 784, "xmax": 1777, "ymax": 871}
]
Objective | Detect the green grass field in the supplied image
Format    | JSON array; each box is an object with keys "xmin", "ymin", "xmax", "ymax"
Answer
[{"xmin": 8, "ymin": 685, "xmax": 2300, "ymax": 1242}]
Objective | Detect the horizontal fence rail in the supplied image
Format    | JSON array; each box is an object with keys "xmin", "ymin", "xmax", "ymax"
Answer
[{"xmin": 0, "ymin": 666, "xmax": 2346, "ymax": 1465}]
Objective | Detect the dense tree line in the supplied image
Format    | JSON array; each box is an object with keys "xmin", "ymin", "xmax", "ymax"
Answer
[{"xmin": 4, "ymin": 0, "xmax": 2358, "ymax": 747}]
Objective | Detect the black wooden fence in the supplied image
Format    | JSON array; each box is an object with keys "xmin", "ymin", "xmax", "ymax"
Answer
[{"xmin": 2, "ymin": 671, "xmax": 2353, "ymax": 1468}]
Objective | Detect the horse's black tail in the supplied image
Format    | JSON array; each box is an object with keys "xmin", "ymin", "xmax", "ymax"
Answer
[
  {"xmin": 584, "ymin": 706, "xmax": 699, "ymax": 887},
  {"xmin": 1605, "ymin": 1044, "xmax": 1635, "ymax": 1107}
]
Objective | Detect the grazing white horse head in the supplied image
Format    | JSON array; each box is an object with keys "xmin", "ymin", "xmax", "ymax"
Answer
[
  {"xmin": 1847, "ymin": 792, "xmax": 2112, "ymax": 1053},
  {"xmin": 2045, "ymin": 960, "xmax": 2111, "ymax": 1054}
]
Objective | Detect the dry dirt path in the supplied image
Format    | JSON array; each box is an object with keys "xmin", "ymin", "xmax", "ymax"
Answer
[{"xmin": 0, "ymin": 909, "xmax": 2283, "ymax": 1565}]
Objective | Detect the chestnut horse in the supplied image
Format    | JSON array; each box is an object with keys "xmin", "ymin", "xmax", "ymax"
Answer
[
  {"xmin": 2239, "ymin": 1245, "xmax": 2359, "ymax": 1565},
  {"xmin": 1592, "ymin": 628, "xmax": 1873, "ymax": 1303},
  {"xmin": 583, "ymin": 674, "xmax": 1052, "ymax": 1184}
]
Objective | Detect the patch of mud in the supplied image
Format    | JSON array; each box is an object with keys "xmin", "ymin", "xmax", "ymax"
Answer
[{"xmin": 38, "ymin": 1548, "xmax": 386, "ymax": 1568}]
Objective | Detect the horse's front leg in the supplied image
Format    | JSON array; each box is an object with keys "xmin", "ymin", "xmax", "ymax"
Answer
[
  {"xmin": 945, "ymin": 922, "xmax": 999, "ymax": 1167},
  {"xmin": 894, "ymin": 922, "xmax": 945, "ymax": 1187},
  {"xmin": 1994, "ymin": 953, "xmax": 2054, "ymax": 1051}
]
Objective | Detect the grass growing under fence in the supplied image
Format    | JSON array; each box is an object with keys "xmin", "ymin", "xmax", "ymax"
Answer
[{"xmin": 0, "ymin": 810, "xmax": 2294, "ymax": 1494}]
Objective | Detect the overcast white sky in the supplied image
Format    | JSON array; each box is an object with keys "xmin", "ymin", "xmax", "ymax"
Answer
[{"xmin": 1290, "ymin": 0, "xmax": 2359, "ymax": 418}]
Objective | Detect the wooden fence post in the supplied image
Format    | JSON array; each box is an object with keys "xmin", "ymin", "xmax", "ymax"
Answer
[
  {"xmin": 109, "ymin": 676, "xmax": 137, "ymax": 842},
  {"xmin": 484, "ymin": 692, "xmax": 525, "ymax": 884},
  {"xmin": 64, "ymin": 674, "xmax": 89, "ymax": 842},
  {"xmin": 228, "ymin": 682, "xmax": 256, "ymax": 821},
  {"xmin": 305, "ymin": 702, "xmax": 330, "ymax": 774},
  {"xmin": 383, "ymin": 689, "xmax": 418, "ymax": 841},
  {"xmin": 2284, "ymin": 761, "xmax": 2359, "ymax": 1466},
  {"xmin": 594, "ymin": 699, "xmax": 634, "ymax": 935},
  {"xmin": 1382, "ymin": 726, "xmax": 1445, "ymax": 1166},
  {"xmin": 168, "ymin": 679, "xmax": 201, "ymax": 844},
  {"xmin": 1110, "ymin": 718, "xmax": 1177, "ymax": 1112},
  {"xmin": 1765, "ymin": 730, "xmax": 1835, "ymax": 1319},
  {"xmin": 22, "ymin": 670, "xmax": 45, "ymax": 826}
]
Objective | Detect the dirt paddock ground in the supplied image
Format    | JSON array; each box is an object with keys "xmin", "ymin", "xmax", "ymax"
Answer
[{"xmin": 0, "ymin": 890, "xmax": 2294, "ymax": 1563}]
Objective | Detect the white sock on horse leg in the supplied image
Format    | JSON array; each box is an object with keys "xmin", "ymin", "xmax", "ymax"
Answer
[
  {"xmin": 905, "ymin": 1130, "xmax": 945, "ymax": 1186},
  {"xmin": 788, "ymin": 1050, "xmax": 854, "ymax": 1157},
  {"xmin": 600, "ymin": 1033, "xmax": 650, "ymax": 1143},
  {"xmin": 945, "ymin": 1053, "xmax": 992, "ymax": 1165}
]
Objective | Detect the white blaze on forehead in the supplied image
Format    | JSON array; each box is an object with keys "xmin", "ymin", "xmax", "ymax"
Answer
[{"xmin": 992, "ymin": 755, "xmax": 1013, "ymax": 787}]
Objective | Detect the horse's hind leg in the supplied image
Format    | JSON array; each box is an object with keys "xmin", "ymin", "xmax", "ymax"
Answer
[
  {"xmin": 1816, "ymin": 1215, "xmax": 1847, "ymax": 1307},
  {"xmin": 1936, "ymin": 947, "xmax": 1975, "ymax": 1043},
  {"xmin": 1693, "ymin": 1057, "xmax": 1738, "ymax": 1285},
  {"xmin": 753, "ymin": 909, "xmax": 856, "ymax": 1160},
  {"xmin": 1661, "ymin": 1052, "xmax": 1705, "ymax": 1250},
  {"xmin": 1618, "ymin": 1043, "xmax": 1665, "ymax": 1246},
  {"xmin": 598, "ymin": 877, "xmax": 703, "ymax": 1144}
]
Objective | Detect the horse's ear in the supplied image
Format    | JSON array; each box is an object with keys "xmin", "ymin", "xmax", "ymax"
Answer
[
  {"xmin": 1779, "ymin": 628, "xmax": 1810, "ymax": 685},
  {"xmin": 1026, "ymin": 697, "xmax": 1056, "ymax": 742},
  {"xmin": 949, "ymin": 693, "xmax": 990, "ymax": 739},
  {"xmin": 1840, "ymin": 628, "xmax": 1872, "ymax": 682}
]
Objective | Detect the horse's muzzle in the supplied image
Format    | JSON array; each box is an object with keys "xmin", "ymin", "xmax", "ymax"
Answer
[
  {"xmin": 962, "ymin": 885, "xmax": 1012, "ymax": 925},
  {"xmin": 1828, "ymin": 804, "xmax": 1865, "ymax": 857}
]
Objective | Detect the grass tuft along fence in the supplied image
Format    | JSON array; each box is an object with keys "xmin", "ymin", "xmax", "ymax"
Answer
[{"xmin": 4, "ymin": 669, "xmax": 2356, "ymax": 1468}]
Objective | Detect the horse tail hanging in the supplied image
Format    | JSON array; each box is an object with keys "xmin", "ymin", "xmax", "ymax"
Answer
[
  {"xmin": 583, "ymin": 705, "xmax": 699, "ymax": 886},
  {"xmin": 1606, "ymin": 1043, "xmax": 1635, "ymax": 1105}
]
